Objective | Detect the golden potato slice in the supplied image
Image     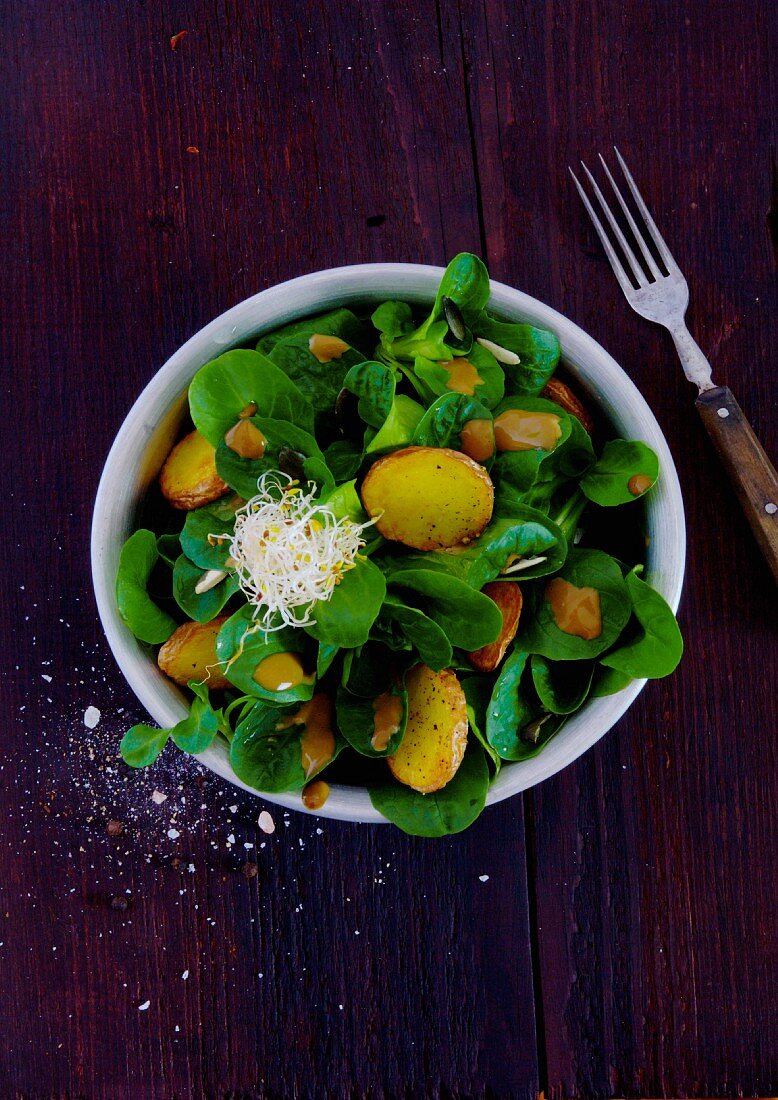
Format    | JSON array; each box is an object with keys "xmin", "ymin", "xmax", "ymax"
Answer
[
  {"xmin": 360, "ymin": 446, "xmax": 494, "ymax": 550},
  {"xmin": 388, "ymin": 665, "xmax": 468, "ymax": 794},
  {"xmin": 541, "ymin": 378, "xmax": 595, "ymax": 435},
  {"xmin": 468, "ymin": 582, "xmax": 523, "ymax": 672},
  {"xmin": 159, "ymin": 429, "xmax": 229, "ymax": 510},
  {"xmin": 157, "ymin": 615, "xmax": 231, "ymax": 689}
]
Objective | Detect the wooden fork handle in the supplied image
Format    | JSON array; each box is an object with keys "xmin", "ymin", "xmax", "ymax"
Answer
[{"xmin": 696, "ymin": 386, "xmax": 778, "ymax": 584}]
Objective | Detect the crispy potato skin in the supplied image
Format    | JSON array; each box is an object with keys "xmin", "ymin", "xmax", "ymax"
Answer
[
  {"xmin": 159, "ymin": 430, "xmax": 229, "ymax": 510},
  {"xmin": 360, "ymin": 446, "xmax": 494, "ymax": 550},
  {"xmin": 157, "ymin": 615, "xmax": 231, "ymax": 690},
  {"xmin": 541, "ymin": 378, "xmax": 595, "ymax": 435},
  {"xmin": 388, "ymin": 665, "xmax": 468, "ymax": 794},
  {"xmin": 468, "ymin": 582, "xmax": 523, "ymax": 672}
]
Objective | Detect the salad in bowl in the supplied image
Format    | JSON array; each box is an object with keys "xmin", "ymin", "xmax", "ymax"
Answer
[{"xmin": 105, "ymin": 254, "xmax": 683, "ymax": 835}]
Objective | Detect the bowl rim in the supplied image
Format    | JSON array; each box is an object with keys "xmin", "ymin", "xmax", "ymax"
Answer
[{"xmin": 91, "ymin": 262, "xmax": 685, "ymax": 825}]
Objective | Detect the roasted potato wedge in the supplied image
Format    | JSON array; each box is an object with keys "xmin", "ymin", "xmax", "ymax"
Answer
[
  {"xmin": 388, "ymin": 665, "xmax": 468, "ymax": 794},
  {"xmin": 541, "ymin": 378, "xmax": 595, "ymax": 435},
  {"xmin": 360, "ymin": 446, "xmax": 494, "ymax": 550},
  {"xmin": 159, "ymin": 429, "xmax": 229, "ymax": 510},
  {"xmin": 157, "ymin": 615, "xmax": 231, "ymax": 689},
  {"xmin": 468, "ymin": 581, "xmax": 523, "ymax": 672}
]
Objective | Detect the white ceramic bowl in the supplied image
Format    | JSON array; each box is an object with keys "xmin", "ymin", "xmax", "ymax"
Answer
[{"xmin": 92, "ymin": 264, "xmax": 685, "ymax": 823}]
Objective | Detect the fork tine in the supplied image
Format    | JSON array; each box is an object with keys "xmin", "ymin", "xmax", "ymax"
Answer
[
  {"xmin": 568, "ymin": 167, "xmax": 635, "ymax": 297},
  {"xmin": 613, "ymin": 146, "xmax": 680, "ymax": 274},
  {"xmin": 598, "ymin": 154, "xmax": 662, "ymax": 279},
  {"xmin": 580, "ymin": 160, "xmax": 648, "ymax": 287}
]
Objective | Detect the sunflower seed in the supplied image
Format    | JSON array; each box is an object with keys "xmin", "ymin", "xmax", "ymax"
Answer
[
  {"xmin": 442, "ymin": 296, "xmax": 466, "ymax": 342},
  {"xmin": 476, "ymin": 336, "xmax": 521, "ymax": 365},
  {"xmin": 500, "ymin": 555, "xmax": 548, "ymax": 574},
  {"xmin": 277, "ymin": 448, "xmax": 307, "ymax": 480},
  {"xmin": 194, "ymin": 568, "xmax": 228, "ymax": 594},
  {"xmin": 521, "ymin": 714, "xmax": 553, "ymax": 745}
]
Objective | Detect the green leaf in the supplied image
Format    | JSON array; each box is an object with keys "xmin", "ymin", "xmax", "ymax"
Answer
[
  {"xmin": 600, "ymin": 569, "xmax": 683, "ymax": 678},
  {"xmin": 370, "ymin": 300, "xmax": 414, "ymax": 341},
  {"xmin": 120, "ymin": 723, "xmax": 170, "ymax": 767},
  {"xmin": 230, "ymin": 697, "xmax": 344, "ymax": 792},
  {"xmin": 485, "ymin": 650, "xmax": 535, "ymax": 759},
  {"xmin": 414, "ymin": 342, "xmax": 504, "ymax": 410},
  {"xmin": 376, "ymin": 596, "xmax": 453, "ymax": 670},
  {"xmin": 491, "ymin": 395, "xmax": 573, "ymax": 496},
  {"xmin": 591, "ymin": 666, "xmax": 633, "ymax": 697},
  {"xmin": 343, "ymin": 360, "xmax": 396, "ymax": 428},
  {"xmin": 412, "ymin": 392, "xmax": 492, "ymax": 450},
  {"xmin": 336, "ymin": 680, "xmax": 408, "ymax": 758},
  {"xmin": 156, "ymin": 532, "xmax": 182, "ymax": 568},
  {"xmin": 517, "ymin": 548, "xmax": 632, "ymax": 660},
  {"xmin": 365, "ymin": 394, "xmax": 425, "ymax": 454},
  {"xmin": 384, "ymin": 568, "xmax": 504, "ymax": 650},
  {"xmin": 215, "ymin": 417, "xmax": 334, "ymax": 499},
  {"xmin": 418, "ymin": 508, "xmax": 568, "ymax": 587},
  {"xmin": 116, "ymin": 530, "xmax": 177, "ymax": 645},
  {"xmin": 473, "ymin": 313, "xmax": 561, "ymax": 395},
  {"xmin": 580, "ymin": 439, "xmax": 660, "ymax": 506},
  {"xmin": 530, "ymin": 655, "xmax": 594, "ymax": 714},
  {"xmin": 268, "ymin": 334, "xmax": 366, "ymax": 431},
  {"xmin": 461, "ymin": 676, "xmax": 501, "ymax": 776},
  {"xmin": 188, "ymin": 349, "xmax": 314, "ymax": 446},
  {"xmin": 305, "ymin": 558, "xmax": 387, "ymax": 649},
  {"xmin": 256, "ymin": 308, "xmax": 371, "ymax": 355},
  {"xmin": 172, "ymin": 554, "xmax": 240, "ymax": 623},
  {"xmin": 179, "ymin": 496, "xmax": 240, "ymax": 570},
  {"xmin": 316, "ymin": 642, "xmax": 340, "ymax": 680},
  {"xmin": 216, "ymin": 607, "xmax": 315, "ymax": 704},
  {"xmin": 170, "ymin": 683, "xmax": 222, "ymax": 754},
  {"xmin": 319, "ymin": 480, "xmax": 368, "ymax": 523},
  {"xmin": 367, "ymin": 745, "xmax": 489, "ymax": 836},
  {"xmin": 322, "ymin": 440, "xmax": 363, "ymax": 482}
]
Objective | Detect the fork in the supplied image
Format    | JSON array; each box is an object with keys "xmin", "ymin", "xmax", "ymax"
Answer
[{"xmin": 571, "ymin": 148, "xmax": 778, "ymax": 584}]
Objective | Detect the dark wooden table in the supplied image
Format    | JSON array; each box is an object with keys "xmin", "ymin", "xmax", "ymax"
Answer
[{"xmin": 3, "ymin": 2, "xmax": 777, "ymax": 1097}]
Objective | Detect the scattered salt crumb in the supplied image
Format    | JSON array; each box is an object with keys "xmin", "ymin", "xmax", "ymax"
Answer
[
  {"xmin": 227, "ymin": 833, "xmax": 235, "ymax": 845},
  {"xmin": 181, "ymin": 970, "xmax": 189, "ymax": 980},
  {"xmin": 244, "ymin": 842, "xmax": 254, "ymax": 850},
  {"xmin": 258, "ymin": 811, "xmax": 275, "ymax": 834},
  {"xmin": 228, "ymin": 804, "xmax": 238, "ymax": 813},
  {"xmin": 83, "ymin": 706, "xmax": 101, "ymax": 729},
  {"xmin": 167, "ymin": 828, "xmax": 180, "ymax": 840},
  {"xmin": 174, "ymin": 1025, "xmax": 180, "ymax": 1032},
  {"xmin": 41, "ymin": 674, "xmax": 52, "ymax": 683},
  {"xmin": 478, "ymin": 874, "xmax": 490, "ymax": 883},
  {"xmin": 138, "ymin": 1000, "xmax": 150, "ymax": 1011},
  {"xmin": 188, "ymin": 863, "xmax": 195, "ymax": 873},
  {"xmin": 151, "ymin": 790, "xmax": 168, "ymax": 805}
]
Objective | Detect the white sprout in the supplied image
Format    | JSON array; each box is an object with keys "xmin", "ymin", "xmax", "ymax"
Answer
[{"xmin": 218, "ymin": 471, "xmax": 372, "ymax": 632}]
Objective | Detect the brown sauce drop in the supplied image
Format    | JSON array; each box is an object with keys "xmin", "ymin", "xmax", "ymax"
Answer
[
  {"xmin": 309, "ymin": 333, "xmax": 350, "ymax": 362},
  {"xmin": 493, "ymin": 408, "xmax": 562, "ymax": 452},
  {"xmin": 545, "ymin": 577, "xmax": 602, "ymax": 640},
  {"xmin": 239, "ymin": 402, "xmax": 258, "ymax": 419},
  {"xmin": 275, "ymin": 694, "xmax": 336, "ymax": 778},
  {"xmin": 628, "ymin": 473, "xmax": 653, "ymax": 496},
  {"xmin": 439, "ymin": 357, "xmax": 483, "ymax": 395},
  {"xmin": 253, "ymin": 651, "xmax": 308, "ymax": 692},
  {"xmin": 371, "ymin": 692, "xmax": 404, "ymax": 752},
  {"xmin": 301, "ymin": 779, "xmax": 330, "ymax": 810},
  {"xmin": 459, "ymin": 418, "xmax": 495, "ymax": 463},
  {"xmin": 224, "ymin": 418, "xmax": 267, "ymax": 459}
]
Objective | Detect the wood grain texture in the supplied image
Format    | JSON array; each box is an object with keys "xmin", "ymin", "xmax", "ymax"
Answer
[
  {"xmin": 1, "ymin": 2, "xmax": 538, "ymax": 1098},
  {"xmin": 464, "ymin": 1, "xmax": 778, "ymax": 1096},
  {"xmin": 1, "ymin": 0, "xmax": 777, "ymax": 1098}
]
